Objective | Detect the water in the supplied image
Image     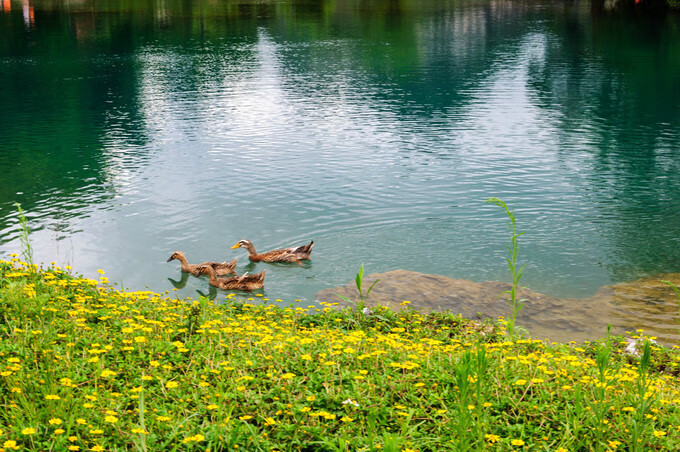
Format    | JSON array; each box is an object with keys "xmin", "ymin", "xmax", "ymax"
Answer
[{"xmin": 1, "ymin": 0, "xmax": 680, "ymax": 318}]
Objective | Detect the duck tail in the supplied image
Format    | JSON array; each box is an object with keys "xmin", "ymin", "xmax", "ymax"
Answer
[{"xmin": 296, "ymin": 241, "xmax": 314, "ymax": 255}]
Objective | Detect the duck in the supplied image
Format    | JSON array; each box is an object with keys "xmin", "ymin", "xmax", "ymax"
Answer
[
  {"xmin": 167, "ymin": 251, "xmax": 237, "ymax": 277},
  {"xmin": 230, "ymin": 239, "xmax": 314, "ymax": 263},
  {"xmin": 197, "ymin": 264, "xmax": 265, "ymax": 291}
]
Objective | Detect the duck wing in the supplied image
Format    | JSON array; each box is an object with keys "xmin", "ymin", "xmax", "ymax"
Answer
[
  {"xmin": 260, "ymin": 241, "xmax": 314, "ymax": 262},
  {"xmin": 212, "ymin": 258, "xmax": 238, "ymax": 276},
  {"xmin": 197, "ymin": 258, "xmax": 238, "ymax": 276}
]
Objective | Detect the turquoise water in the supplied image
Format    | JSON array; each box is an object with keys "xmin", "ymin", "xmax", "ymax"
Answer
[{"xmin": 1, "ymin": 0, "xmax": 680, "ymax": 305}]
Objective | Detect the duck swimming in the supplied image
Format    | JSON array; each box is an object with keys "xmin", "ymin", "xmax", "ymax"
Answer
[
  {"xmin": 167, "ymin": 251, "xmax": 237, "ymax": 277},
  {"xmin": 230, "ymin": 239, "xmax": 314, "ymax": 263},
  {"xmin": 197, "ymin": 264, "xmax": 265, "ymax": 291}
]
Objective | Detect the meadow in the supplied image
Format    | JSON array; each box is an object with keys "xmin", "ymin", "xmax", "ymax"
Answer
[{"xmin": 1, "ymin": 257, "xmax": 680, "ymax": 451}]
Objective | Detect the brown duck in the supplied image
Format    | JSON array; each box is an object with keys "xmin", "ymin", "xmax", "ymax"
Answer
[
  {"xmin": 197, "ymin": 264, "xmax": 265, "ymax": 291},
  {"xmin": 167, "ymin": 251, "xmax": 237, "ymax": 277},
  {"xmin": 230, "ymin": 239, "xmax": 314, "ymax": 263}
]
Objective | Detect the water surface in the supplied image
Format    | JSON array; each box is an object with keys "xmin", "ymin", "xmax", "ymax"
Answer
[{"xmin": 1, "ymin": 0, "xmax": 680, "ymax": 339}]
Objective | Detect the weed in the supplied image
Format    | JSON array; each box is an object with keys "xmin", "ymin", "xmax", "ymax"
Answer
[{"xmin": 336, "ymin": 263, "xmax": 380, "ymax": 311}]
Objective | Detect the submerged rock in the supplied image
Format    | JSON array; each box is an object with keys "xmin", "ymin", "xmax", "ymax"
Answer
[{"xmin": 315, "ymin": 270, "xmax": 680, "ymax": 344}]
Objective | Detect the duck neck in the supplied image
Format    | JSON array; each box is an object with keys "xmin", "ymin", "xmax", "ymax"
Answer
[
  {"xmin": 176, "ymin": 254, "xmax": 192, "ymax": 272},
  {"xmin": 206, "ymin": 265, "xmax": 217, "ymax": 283},
  {"xmin": 244, "ymin": 242, "xmax": 258, "ymax": 256},
  {"xmin": 204, "ymin": 266, "xmax": 219, "ymax": 284}
]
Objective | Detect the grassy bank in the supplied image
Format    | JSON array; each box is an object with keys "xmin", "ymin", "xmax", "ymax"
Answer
[{"xmin": 1, "ymin": 258, "xmax": 680, "ymax": 451}]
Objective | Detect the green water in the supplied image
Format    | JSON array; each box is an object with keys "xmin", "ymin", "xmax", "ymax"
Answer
[{"xmin": 1, "ymin": 0, "xmax": 680, "ymax": 309}]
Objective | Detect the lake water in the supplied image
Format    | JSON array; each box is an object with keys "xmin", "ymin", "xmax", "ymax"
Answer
[{"xmin": 2, "ymin": 0, "xmax": 680, "ymax": 334}]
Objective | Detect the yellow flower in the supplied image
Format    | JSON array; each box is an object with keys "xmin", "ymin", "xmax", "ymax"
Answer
[
  {"xmin": 54, "ymin": 428, "xmax": 65, "ymax": 434},
  {"xmin": 513, "ymin": 379, "xmax": 527, "ymax": 386},
  {"xmin": 68, "ymin": 446, "xmax": 80, "ymax": 451},
  {"xmin": 341, "ymin": 416, "xmax": 353, "ymax": 422},
  {"xmin": 76, "ymin": 419, "xmax": 87, "ymax": 425},
  {"xmin": 90, "ymin": 446, "xmax": 105, "ymax": 451},
  {"xmin": 264, "ymin": 417, "xmax": 276, "ymax": 426},
  {"xmin": 45, "ymin": 394, "xmax": 61, "ymax": 400},
  {"xmin": 166, "ymin": 381, "xmax": 179, "ymax": 389},
  {"xmin": 49, "ymin": 418, "xmax": 63, "ymax": 425},
  {"xmin": 653, "ymin": 431, "xmax": 667, "ymax": 438},
  {"xmin": 21, "ymin": 428, "xmax": 36, "ymax": 435},
  {"xmin": 511, "ymin": 439, "xmax": 525, "ymax": 446},
  {"xmin": 485, "ymin": 434, "xmax": 500, "ymax": 443},
  {"xmin": 207, "ymin": 404, "xmax": 219, "ymax": 410},
  {"xmin": 239, "ymin": 415, "xmax": 252, "ymax": 421},
  {"xmin": 3, "ymin": 440, "xmax": 21, "ymax": 450},
  {"xmin": 104, "ymin": 415, "xmax": 118, "ymax": 423}
]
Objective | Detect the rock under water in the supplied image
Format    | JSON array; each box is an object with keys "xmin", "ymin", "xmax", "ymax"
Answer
[{"xmin": 315, "ymin": 270, "xmax": 680, "ymax": 344}]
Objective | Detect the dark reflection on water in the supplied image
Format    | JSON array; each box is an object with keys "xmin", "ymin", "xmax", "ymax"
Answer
[{"xmin": 1, "ymin": 0, "xmax": 680, "ymax": 340}]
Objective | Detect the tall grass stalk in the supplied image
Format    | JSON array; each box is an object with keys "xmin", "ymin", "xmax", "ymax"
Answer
[
  {"xmin": 631, "ymin": 340, "xmax": 655, "ymax": 452},
  {"xmin": 486, "ymin": 197, "xmax": 526, "ymax": 337},
  {"xmin": 590, "ymin": 327, "xmax": 615, "ymax": 451},
  {"xmin": 14, "ymin": 202, "xmax": 34, "ymax": 268}
]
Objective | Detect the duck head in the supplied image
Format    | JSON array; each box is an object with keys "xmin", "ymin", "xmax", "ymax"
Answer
[
  {"xmin": 231, "ymin": 239, "xmax": 252, "ymax": 250},
  {"xmin": 167, "ymin": 251, "xmax": 186, "ymax": 262}
]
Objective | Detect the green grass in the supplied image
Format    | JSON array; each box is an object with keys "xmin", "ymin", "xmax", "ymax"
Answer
[{"xmin": 1, "ymin": 257, "xmax": 680, "ymax": 451}]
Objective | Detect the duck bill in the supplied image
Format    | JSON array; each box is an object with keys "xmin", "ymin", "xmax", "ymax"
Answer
[
  {"xmin": 230, "ymin": 244, "xmax": 240, "ymax": 249},
  {"xmin": 166, "ymin": 256, "xmax": 174, "ymax": 262}
]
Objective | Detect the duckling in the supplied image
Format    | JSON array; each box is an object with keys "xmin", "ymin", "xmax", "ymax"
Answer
[
  {"xmin": 197, "ymin": 264, "xmax": 265, "ymax": 291},
  {"xmin": 167, "ymin": 251, "xmax": 237, "ymax": 277},
  {"xmin": 230, "ymin": 239, "xmax": 314, "ymax": 263}
]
